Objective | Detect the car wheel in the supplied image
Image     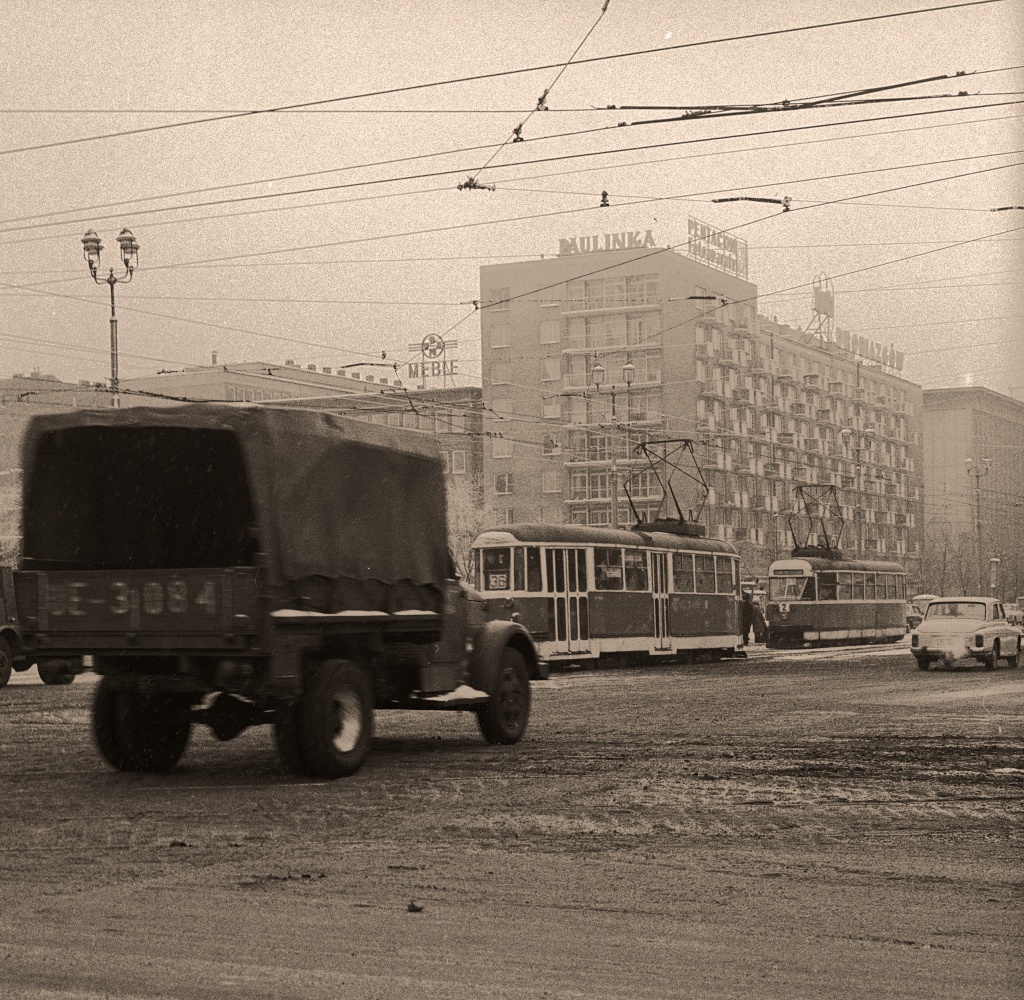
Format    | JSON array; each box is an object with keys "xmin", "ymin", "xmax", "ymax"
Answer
[
  {"xmin": 476, "ymin": 647, "xmax": 532, "ymax": 745},
  {"xmin": 1013, "ymin": 640, "xmax": 1022, "ymax": 670},
  {"xmin": 915, "ymin": 656, "xmax": 931, "ymax": 671},
  {"xmin": 297, "ymin": 659, "xmax": 374, "ymax": 779},
  {"xmin": 0, "ymin": 637, "xmax": 13, "ymax": 688},
  {"xmin": 986, "ymin": 640, "xmax": 1000, "ymax": 671}
]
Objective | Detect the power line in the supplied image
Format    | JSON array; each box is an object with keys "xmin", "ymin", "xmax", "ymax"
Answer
[
  {"xmin": 0, "ymin": 0, "xmax": 1004, "ymax": 157},
  {"xmin": 4, "ymin": 97, "xmax": 1020, "ymax": 240}
]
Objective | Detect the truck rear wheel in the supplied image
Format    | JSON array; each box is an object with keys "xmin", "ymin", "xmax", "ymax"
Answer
[
  {"xmin": 92, "ymin": 678, "xmax": 192, "ymax": 772},
  {"xmin": 476, "ymin": 647, "xmax": 531, "ymax": 745},
  {"xmin": 38, "ymin": 659, "xmax": 76, "ymax": 685},
  {"xmin": 0, "ymin": 637, "xmax": 12, "ymax": 688},
  {"xmin": 297, "ymin": 660, "xmax": 374, "ymax": 779}
]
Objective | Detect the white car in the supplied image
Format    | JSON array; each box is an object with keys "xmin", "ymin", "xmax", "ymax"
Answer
[
  {"xmin": 1005, "ymin": 603, "xmax": 1023, "ymax": 627},
  {"xmin": 911, "ymin": 598, "xmax": 1022, "ymax": 671}
]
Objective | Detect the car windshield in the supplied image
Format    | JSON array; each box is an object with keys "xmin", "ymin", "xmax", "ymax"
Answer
[{"xmin": 924, "ymin": 601, "xmax": 987, "ymax": 621}]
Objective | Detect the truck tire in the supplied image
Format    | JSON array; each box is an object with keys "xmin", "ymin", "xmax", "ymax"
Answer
[
  {"xmin": 0, "ymin": 637, "xmax": 12, "ymax": 688},
  {"xmin": 986, "ymin": 641, "xmax": 1000, "ymax": 671},
  {"xmin": 297, "ymin": 660, "xmax": 374, "ymax": 779},
  {"xmin": 38, "ymin": 660, "xmax": 76, "ymax": 685},
  {"xmin": 476, "ymin": 647, "xmax": 531, "ymax": 745},
  {"xmin": 92, "ymin": 678, "xmax": 192, "ymax": 773}
]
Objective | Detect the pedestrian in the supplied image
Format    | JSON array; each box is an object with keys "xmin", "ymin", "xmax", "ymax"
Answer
[
  {"xmin": 740, "ymin": 590, "xmax": 755, "ymax": 646},
  {"xmin": 752, "ymin": 598, "xmax": 767, "ymax": 644}
]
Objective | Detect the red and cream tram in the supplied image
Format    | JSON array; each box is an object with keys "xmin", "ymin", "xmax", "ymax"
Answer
[
  {"xmin": 470, "ymin": 524, "xmax": 743, "ymax": 665},
  {"xmin": 765, "ymin": 553, "xmax": 908, "ymax": 648}
]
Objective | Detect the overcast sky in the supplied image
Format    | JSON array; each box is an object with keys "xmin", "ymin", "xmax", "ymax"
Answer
[{"xmin": 1, "ymin": 0, "xmax": 1022, "ymax": 395}]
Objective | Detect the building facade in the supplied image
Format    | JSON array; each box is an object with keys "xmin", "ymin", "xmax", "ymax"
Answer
[
  {"xmin": 479, "ymin": 233, "xmax": 924, "ymax": 583},
  {"xmin": 922, "ymin": 386, "xmax": 1024, "ymax": 599}
]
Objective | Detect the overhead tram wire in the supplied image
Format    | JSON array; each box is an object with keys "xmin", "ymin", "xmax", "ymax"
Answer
[
  {"xmin": 3, "ymin": 95, "xmax": 1021, "ymax": 238},
  {"xmin": 9, "ymin": 143, "xmax": 1023, "ymax": 293},
  {"xmin": 5, "ymin": 152, "xmax": 1021, "ymax": 365},
  {"xmin": 467, "ymin": 0, "xmax": 612, "ymax": 183},
  {"xmin": 0, "ymin": 0, "xmax": 1004, "ymax": 158}
]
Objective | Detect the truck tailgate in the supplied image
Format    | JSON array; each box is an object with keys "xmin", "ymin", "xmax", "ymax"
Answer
[{"xmin": 14, "ymin": 569, "xmax": 259, "ymax": 650}]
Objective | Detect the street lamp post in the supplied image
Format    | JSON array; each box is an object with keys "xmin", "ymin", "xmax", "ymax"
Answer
[
  {"xmin": 966, "ymin": 457, "xmax": 992, "ymax": 594},
  {"xmin": 82, "ymin": 228, "xmax": 140, "ymax": 407}
]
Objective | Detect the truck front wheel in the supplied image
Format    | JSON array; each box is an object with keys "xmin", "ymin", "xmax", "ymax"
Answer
[
  {"xmin": 92, "ymin": 678, "xmax": 192, "ymax": 772},
  {"xmin": 476, "ymin": 647, "xmax": 531, "ymax": 745},
  {"xmin": 297, "ymin": 660, "xmax": 374, "ymax": 779}
]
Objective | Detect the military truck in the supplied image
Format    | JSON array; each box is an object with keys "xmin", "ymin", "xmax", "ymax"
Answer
[{"xmin": 13, "ymin": 405, "xmax": 543, "ymax": 777}]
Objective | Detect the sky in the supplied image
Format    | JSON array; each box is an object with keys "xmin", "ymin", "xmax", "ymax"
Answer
[{"xmin": 1, "ymin": 0, "xmax": 1022, "ymax": 396}]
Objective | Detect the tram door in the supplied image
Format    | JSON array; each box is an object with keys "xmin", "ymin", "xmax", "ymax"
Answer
[
  {"xmin": 545, "ymin": 548, "xmax": 590, "ymax": 654},
  {"xmin": 651, "ymin": 552, "xmax": 671, "ymax": 650}
]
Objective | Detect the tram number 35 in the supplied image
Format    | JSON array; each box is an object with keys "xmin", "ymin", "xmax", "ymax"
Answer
[{"xmin": 48, "ymin": 579, "xmax": 219, "ymax": 617}]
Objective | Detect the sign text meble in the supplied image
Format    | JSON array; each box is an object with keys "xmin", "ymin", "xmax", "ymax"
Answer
[{"xmin": 558, "ymin": 230, "xmax": 658, "ymax": 255}]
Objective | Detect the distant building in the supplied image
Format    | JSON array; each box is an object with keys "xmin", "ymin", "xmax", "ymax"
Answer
[
  {"xmin": 478, "ymin": 229, "xmax": 924, "ymax": 582},
  {"xmin": 922, "ymin": 386, "xmax": 1024, "ymax": 598}
]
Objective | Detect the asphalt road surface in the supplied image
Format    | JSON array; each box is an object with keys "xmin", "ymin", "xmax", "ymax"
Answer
[{"xmin": 0, "ymin": 644, "xmax": 1021, "ymax": 999}]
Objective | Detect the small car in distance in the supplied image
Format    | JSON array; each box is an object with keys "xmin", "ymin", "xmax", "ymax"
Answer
[
  {"xmin": 905, "ymin": 602, "xmax": 924, "ymax": 631},
  {"xmin": 910, "ymin": 597, "xmax": 1022, "ymax": 671},
  {"xmin": 1004, "ymin": 602, "xmax": 1023, "ymax": 626}
]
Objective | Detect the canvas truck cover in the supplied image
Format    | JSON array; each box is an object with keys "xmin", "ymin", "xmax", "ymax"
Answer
[{"xmin": 19, "ymin": 404, "xmax": 451, "ymax": 613}]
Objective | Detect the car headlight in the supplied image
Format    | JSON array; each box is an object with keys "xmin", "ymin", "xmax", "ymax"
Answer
[
  {"xmin": 911, "ymin": 634, "xmax": 919, "ymax": 647},
  {"xmin": 975, "ymin": 634, "xmax": 984, "ymax": 647}
]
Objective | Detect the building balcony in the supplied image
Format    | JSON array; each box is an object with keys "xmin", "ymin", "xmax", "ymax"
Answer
[
  {"xmin": 827, "ymin": 381, "xmax": 846, "ymax": 397},
  {"xmin": 816, "ymin": 408, "xmax": 833, "ymax": 422}
]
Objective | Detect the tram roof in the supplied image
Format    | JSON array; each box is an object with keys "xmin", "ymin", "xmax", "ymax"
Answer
[
  {"xmin": 769, "ymin": 556, "xmax": 906, "ymax": 574},
  {"xmin": 473, "ymin": 523, "xmax": 738, "ymax": 554}
]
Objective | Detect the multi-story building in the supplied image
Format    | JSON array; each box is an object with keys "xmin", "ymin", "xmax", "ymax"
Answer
[
  {"xmin": 479, "ymin": 228, "xmax": 924, "ymax": 582},
  {"xmin": 922, "ymin": 386, "xmax": 1024, "ymax": 599}
]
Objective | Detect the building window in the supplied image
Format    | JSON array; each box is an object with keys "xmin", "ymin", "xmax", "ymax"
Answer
[
  {"xmin": 543, "ymin": 397, "xmax": 562, "ymax": 419},
  {"xmin": 489, "ymin": 287, "xmax": 510, "ymax": 311},
  {"xmin": 504, "ymin": 508, "xmax": 515, "ymax": 524},
  {"xmin": 542, "ymin": 470, "xmax": 561, "ymax": 493},
  {"xmin": 490, "ymin": 362, "xmax": 512, "ymax": 386},
  {"xmin": 451, "ymin": 450, "xmax": 467, "ymax": 475},
  {"xmin": 540, "ymin": 319, "xmax": 560, "ymax": 344},
  {"xmin": 541, "ymin": 356, "xmax": 560, "ymax": 382},
  {"xmin": 493, "ymin": 437, "xmax": 513, "ymax": 458},
  {"xmin": 490, "ymin": 322, "xmax": 511, "ymax": 348},
  {"xmin": 495, "ymin": 473, "xmax": 513, "ymax": 495},
  {"xmin": 542, "ymin": 432, "xmax": 561, "ymax": 455}
]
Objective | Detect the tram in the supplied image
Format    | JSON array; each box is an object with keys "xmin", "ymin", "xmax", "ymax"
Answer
[
  {"xmin": 469, "ymin": 523, "xmax": 743, "ymax": 665},
  {"xmin": 765, "ymin": 552, "xmax": 908, "ymax": 648}
]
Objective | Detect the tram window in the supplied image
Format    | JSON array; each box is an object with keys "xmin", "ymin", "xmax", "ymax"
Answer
[
  {"xmin": 818, "ymin": 572, "xmax": 837, "ymax": 600},
  {"xmin": 899, "ymin": 578, "xmax": 907, "ymax": 600},
  {"xmin": 594, "ymin": 547, "xmax": 624, "ymax": 590},
  {"xmin": 568, "ymin": 551, "xmax": 577, "ymax": 591},
  {"xmin": 577, "ymin": 550, "xmax": 587, "ymax": 591},
  {"xmin": 526, "ymin": 547, "xmax": 543, "ymax": 592},
  {"xmin": 673, "ymin": 553, "xmax": 695, "ymax": 592},
  {"xmin": 695, "ymin": 555, "xmax": 716, "ymax": 594},
  {"xmin": 864, "ymin": 574, "xmax": 876, "ymax": 600},
  {"xmin": 884, "ymin": 575, "xmax": 895, "ymax": 599},
  {"xmin": 852, "ymin": 574, "xmax": 865, "ymax": 600},
  {"xmin": 472, "ymin": 549, "xmax": 481, "ymax": 590},
  {"xmin": 482, "ymin": 548, "xmax": 511, "ymax": 591},
  {"xmin": 715, "ymin": 555, "xmax": 734, "ymax": 594},
  {"xmin": 837, "ymin": 573, "xmax": 852, "ymax": 601},
  {"xmin": 769, "ymin": 576, "xmax": 816, "ymax": 601},
  {"xmin": 624, "ymin": 549, "xmax": 649, "ymax": 591},
  {"xmin": 513, "ymin": 547, "xmax": 525, "ymax": 591}
]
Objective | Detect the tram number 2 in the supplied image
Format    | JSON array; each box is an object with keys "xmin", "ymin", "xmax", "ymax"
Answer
[{"xmin": 108, "ymin": 580, "xmax": 218, "ymax": 616}]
